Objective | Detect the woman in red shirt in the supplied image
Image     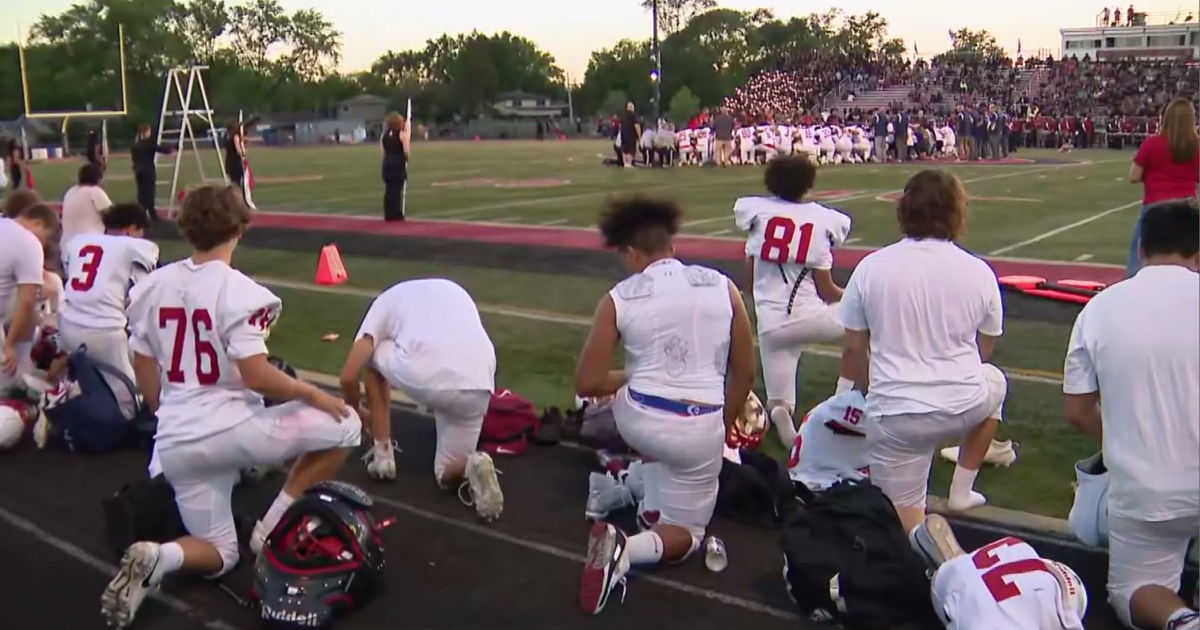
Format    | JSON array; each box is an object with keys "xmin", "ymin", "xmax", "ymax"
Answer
[{"xmin": 1127, "ymin": 98, "xmax": 1200, "ymax": 276}]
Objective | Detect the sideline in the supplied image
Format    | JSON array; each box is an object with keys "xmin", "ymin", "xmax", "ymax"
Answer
[{"xmin": 260, "ymin": 277, "xmax": 1064, "ymax": 386}]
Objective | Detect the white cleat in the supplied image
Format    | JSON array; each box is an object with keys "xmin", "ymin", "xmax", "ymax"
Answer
[
  {"xmin": 100, "ymin": 541, "xmax": 163, "ymax": 629},
  {"xmin": 363, "ymin": 441, "xmax": 398, "ymax": 481},
  {"xmin": 461, "ymin": 451, "xmax": 504, "ymax": 521},
  {"xmin": 910, "ymin": 514, "xmax": 967, "ymax": 569},
  {"xmin": 579, "ymin": 522, "xmax": 631, "ymax": 615},
  {"xmin": 939, "ymin": 439, "xmax": 1018, "ymax": 467}
]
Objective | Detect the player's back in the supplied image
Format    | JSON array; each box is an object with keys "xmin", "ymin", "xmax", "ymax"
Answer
[
  {"xmin": 369, "ymin": 278, "xmax": 495, "ymax": 367},
  {"xmin": 787, "ymin": 390, "xmax": 869, "ymax": 490},
  {"xmin": 733, "ymin": 196, "xmax": 851, "ymax": 330},
  {"xmin": 128, "ymin": 259, "xmax": 281, "ymax": 448},
  {"xmin": 61, "ymin": 233, "xmax": 159, "ymax": 330},
  {"xmin": 933, "ymin": 537, "xmax": 1084, "ymax": 630}
]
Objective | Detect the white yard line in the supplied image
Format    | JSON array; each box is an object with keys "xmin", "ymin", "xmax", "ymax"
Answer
[
  {"xmin": 425, "ymin": 172, "xmax": 765, "ymax": 219},
  {"xmin": 539, "ymin": 218, "xmax": 569, "ymax": 226},
  {"xmin": 1074, "ymin": 254, "xmax": 1094, "ymax": 262},
  {"xmin": 988, "ymin": 201, "xmax": 1141, "ymax": 256},
  {"xmin": 258, "ymin": 276, "xmax": 1062, "ymax": 385},
  {"xmin": 708, "ymin": 229, "xmax": 732, "ymax": 236}
]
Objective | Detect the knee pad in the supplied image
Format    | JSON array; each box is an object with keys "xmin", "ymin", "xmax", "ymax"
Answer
[{"xmin": 1068, "ymin": 452, "xmax": 1109, "ymax": 548}]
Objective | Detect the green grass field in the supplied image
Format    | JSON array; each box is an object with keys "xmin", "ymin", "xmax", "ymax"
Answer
[
  {"xmin": 30, "ymin": 140, "xmax": 1140, "ymax": 264},
  {"xmin": 26, "ymin": 141, "xmax": 1132, "ymax": 520}
]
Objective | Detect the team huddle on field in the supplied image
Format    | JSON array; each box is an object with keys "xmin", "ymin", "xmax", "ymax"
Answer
[
  {"xmin": 0, "ymin": 153, "xmax": 1195, "ymax": 630},
  {"xmin": 634, "ymin": 119, "xmax": 961, "ymax": 166}
]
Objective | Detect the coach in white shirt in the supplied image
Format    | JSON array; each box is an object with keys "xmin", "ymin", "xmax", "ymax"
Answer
[
  {"xmin": 840, "ymin": 170, "xmax": 1008, "ymax": 533},
  {"xmin": 60, "ymin": 163, "xmax": 111, "ymax": 247},
  {"xmin": 1064, "ymin": 199, "xmax": 1200, "ymax": 630}
]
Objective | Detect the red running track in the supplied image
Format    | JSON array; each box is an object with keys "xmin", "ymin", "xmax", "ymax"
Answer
[{"xmin": 247, "ymin": 211, "xmax": 1125, "ymax": 285}]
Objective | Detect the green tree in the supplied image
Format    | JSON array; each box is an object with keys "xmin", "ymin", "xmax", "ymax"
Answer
[
  {"xmin": 576, "ymin": 39, "xmax": 653, "ymax": 116},
  {"xmin": 948, "ymin": 27, "xmax": 1007, "ymax": 59},
  {"xmin": 600, "ymin": 90, "xmax": 630, "ymax": 116},
  {"xmin": 667, "ymin": 86, "xmax": 699, "ymax": 124},
  {"xmin": 640, "ymin": 0, "xmax": 719, "ymax": 35}
]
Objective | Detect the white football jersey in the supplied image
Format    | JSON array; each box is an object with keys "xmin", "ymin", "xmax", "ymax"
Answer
[
  {"xmin": 127, "ymin": 259, "xmax": 281, "ymax": 449},
  {"xmin": 694, "ymin": 128, "xmax": 712, "ymax": 144},
  {"xmin": 787, "ymin": 390, "xmax": 870, "ymax": 490},
  {"xmin": 933, "ymin": 537, "xmax": 1085, "ymax": 630},
  {"xmin": 676, "ymin": 129, "xmax": 692, "ymax": 149},
  {"xmin": 800, "ymin": 126, "xmax": 817, "ymax": 144},
  {"xmin": 733, "ymin": 196, "xmax": 852, "ymax": 333},
  {"xmin": 777, "ymin": 125, "xmax": 794, "ymax": 144},
  {"xmin": 737, "ymin": 126, "xmax": 756, "ymax": 143},
  {"xmin": 61, "ymin": 233, "xmax": 160, "ymax": 331},
  {"xmin": 757, "ymin": 125, "xmax": 776, "ymax": 147}
]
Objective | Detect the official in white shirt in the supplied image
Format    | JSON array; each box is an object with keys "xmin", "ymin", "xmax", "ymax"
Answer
[
  {"xmin": 840, "ymin": 170, "xmax": 1007, "ymax": 533},
  {"xmin": 574, "ymin": 196, "xmax": 756, "ymax": 616},
  {"xmin": 60, "ymin": 163, "xmax": 112, "ymax": 248},
  {"xmin": 1063, "ymin": 199, "xmax": 1200, "ymax": 630}
]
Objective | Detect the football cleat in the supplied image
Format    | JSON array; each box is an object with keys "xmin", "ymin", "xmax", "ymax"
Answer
[
  {"xmin": 579, "ymin": 522, "xmax": 630, "ymax": 615},
  {"xmin": 939, "ymin": 439, "xmax": 1018, "ymax": 467},
  {"xmin": 1045, "ymin": 559, "xmax": 1088, "ymax": 619},
  {"xmin": 100, "ymin": 541, "xmax": 164, "ymax": 628},
  {"xmin": 462, "ymin": 451, "xmax": 504, "ymax": 521},
  {"xmin": 585, "ymin": 472, "xmax": 633, "ymax": 521},
  {"xmin": 910, "ymin": 514, "xmax": 966, "ymax": 569},
  {"xmin": 727, "ymin": 391, "xmax": 768, "ymax": 450}
]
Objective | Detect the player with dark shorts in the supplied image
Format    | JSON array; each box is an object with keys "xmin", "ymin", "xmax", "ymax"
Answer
[{"xmin": 620, "ymin": 103, "xmax": 640, "ymax": 168}]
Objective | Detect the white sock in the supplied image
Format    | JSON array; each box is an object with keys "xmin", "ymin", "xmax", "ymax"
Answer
[
  {"xmin": 155, "ymin": 541, "xmax": 185, "ymax": 582},
  {"xmin": 261, "ymin": 491, "xmax": 296, "ymax": 532},
  {"xmin": 770, "ymin": 406, "xmax": 798, "ymax": 445},
  {"xmin": 948, "ymin": 466, "xmax": 987, "ymax": 510},
  {"xmin": 835, "ymin": 377, "xmax": 855, "ymax": 394},
  {"xmin": 1166, "ymin": 608, "xmax": 1200, "ymax": 630},
  {"xmin": 626, "ymin": 531, "xmax": 665, "ymax": 565}
]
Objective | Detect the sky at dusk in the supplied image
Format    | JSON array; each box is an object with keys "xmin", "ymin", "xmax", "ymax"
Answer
[{"xmin": 2, "ymin": 0, "xmax": 1193, "ymax": 78}]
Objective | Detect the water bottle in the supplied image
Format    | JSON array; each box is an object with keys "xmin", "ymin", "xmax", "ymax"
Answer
[{"xmin": 704, "ymin": 535, "xmax": 728, "ymax": 572}]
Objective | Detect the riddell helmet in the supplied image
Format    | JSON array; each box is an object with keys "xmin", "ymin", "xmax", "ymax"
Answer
[
  {"xmin": 727, "ymin": 391, "xmax": 768, "ymax": 450},
  {"xmin": 252, "ymin": 481, "xmax": 394, "ymax": 629},
  {"xmin": 30, "ymin": 325, "xmax": 63, "ymax": 372},
  {"xmin": 1045, "ymin": 559, "xmax": 1089, "ymax": 620}
]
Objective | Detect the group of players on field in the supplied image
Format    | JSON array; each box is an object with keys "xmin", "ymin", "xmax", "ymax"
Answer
[{"xmin": 627, "ymin": 118, "xmax": 961, "ymax": 166}]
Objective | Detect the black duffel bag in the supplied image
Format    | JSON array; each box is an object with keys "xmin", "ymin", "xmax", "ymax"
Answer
[{"xmin": 781, "ymin": 478, "xmax": 938, "ymax": 629}]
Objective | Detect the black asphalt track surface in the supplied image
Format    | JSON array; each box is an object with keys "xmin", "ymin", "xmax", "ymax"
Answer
[{"xmin": 3, "ymin": 399, "xmax": 1192, "ymax": 630}]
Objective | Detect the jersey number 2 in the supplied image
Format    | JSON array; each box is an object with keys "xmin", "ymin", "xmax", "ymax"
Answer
[
  {"xmin": 159, "ymin": 307, "xmax": 221, "ymax": 385},
  {"xmin": 70, "ymin": 245, "xmax": 105, "ymax": 292},
  {"xmin": 760, "ymin": 217, "xmax": 814, "ymax": 264},
  {"xmin": 972, "ymin": 537, "xmax": 1054, "ymax": 603}
]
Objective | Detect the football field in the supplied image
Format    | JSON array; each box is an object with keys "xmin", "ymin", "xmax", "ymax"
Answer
[{"xmin": 25, "ymin": 140, "xmax": 1139, "ymax": 520}]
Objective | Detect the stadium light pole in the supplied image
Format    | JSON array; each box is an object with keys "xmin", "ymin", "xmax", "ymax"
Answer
[{"xmin": 651, "ymin": 0, "xmax": 661, "ymax": 123}]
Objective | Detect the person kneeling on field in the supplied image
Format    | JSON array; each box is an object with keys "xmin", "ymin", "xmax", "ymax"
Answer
[
  {"xmin": 573, "ymin": 196, "xmax": 757, "ymax": 616},
  {"xmin": 840, "ymin": 170, "xmax": 1007, "ymax": 534},
  {"xmin": 100, "ymin": 185, "xmax": 361, "ymax": 629},
  {"xmin": 338, "ymin": 277, "xmax": 503, "ymax": 521},
  {"xmin": 912, "ymin": 514, "xmax": 1089, "ymax": 630}
]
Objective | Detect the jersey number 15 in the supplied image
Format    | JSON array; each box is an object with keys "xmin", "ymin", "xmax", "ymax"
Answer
[{"xmin": 760, "ymin": 217, "xmax": 814, "ymax": 265}]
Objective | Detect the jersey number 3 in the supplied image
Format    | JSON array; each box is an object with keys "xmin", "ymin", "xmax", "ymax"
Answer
[
  {"xmin": 972, "ymin": 537, "xmax": 1054, "ymax": 603},
  {"xmin": 70, "ymin": 244, "xmax": 105, "ymax": 292},
  {"xmin": 760, "ymin": 217, "xmax": 814, "ymax": 264},
  {"xmin": 159, "ymin": 307, "xmax": 221, "ymax": 385}
]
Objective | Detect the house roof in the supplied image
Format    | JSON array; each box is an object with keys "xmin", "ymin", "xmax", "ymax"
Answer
[
  {"xmin": 338, "ymin": 94, "xmax": 388, "ymax": 106},
  {"xmin": 497, "ymin": 91, "xmax": 552, "ymax": 100}
]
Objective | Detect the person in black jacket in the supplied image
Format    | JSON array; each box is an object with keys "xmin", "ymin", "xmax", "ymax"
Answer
[
  {"xmin": 223, "ymin": 123, "xmax": 249, "ymax": 204},
  {"xmin": 130, "ymin": 124, "xmax": 175, "ymax": 223},
  {"xmin": 381, "ymin": 112, "xmax": 410, "ymax": 222},
  {"xmin": 85, "ymin": 129, "xmax": 106, "ymax": 172}
]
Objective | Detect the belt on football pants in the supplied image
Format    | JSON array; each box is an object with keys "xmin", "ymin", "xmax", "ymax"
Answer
[{"xmin": 628, "ymin": 390, "xmax": 721, "ymax": 417}]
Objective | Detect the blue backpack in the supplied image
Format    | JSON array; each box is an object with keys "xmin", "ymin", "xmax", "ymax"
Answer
[{"xmin": 45, "ymin": 346, "xmax": 156, "ymax": 454}]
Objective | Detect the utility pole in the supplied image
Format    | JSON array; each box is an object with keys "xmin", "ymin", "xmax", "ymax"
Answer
[{"xmin": 651, "ymin": 0, "xmax": 662, "ymax": 123}]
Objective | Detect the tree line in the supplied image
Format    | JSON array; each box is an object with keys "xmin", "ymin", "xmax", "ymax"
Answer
[{"xmin": 0, "ymin": 0, "xmax": 1010, "ymax": 134}]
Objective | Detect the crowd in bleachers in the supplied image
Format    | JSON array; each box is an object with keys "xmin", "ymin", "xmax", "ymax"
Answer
[{"xmin": 723, "ymin": 56, "xmax": 914, "ymax": 119}]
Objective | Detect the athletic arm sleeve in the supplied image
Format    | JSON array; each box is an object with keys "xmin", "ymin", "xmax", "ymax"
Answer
[{"xmin": 1062, "ymin": 308, "xmax": 1099, "ymax": 395}]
